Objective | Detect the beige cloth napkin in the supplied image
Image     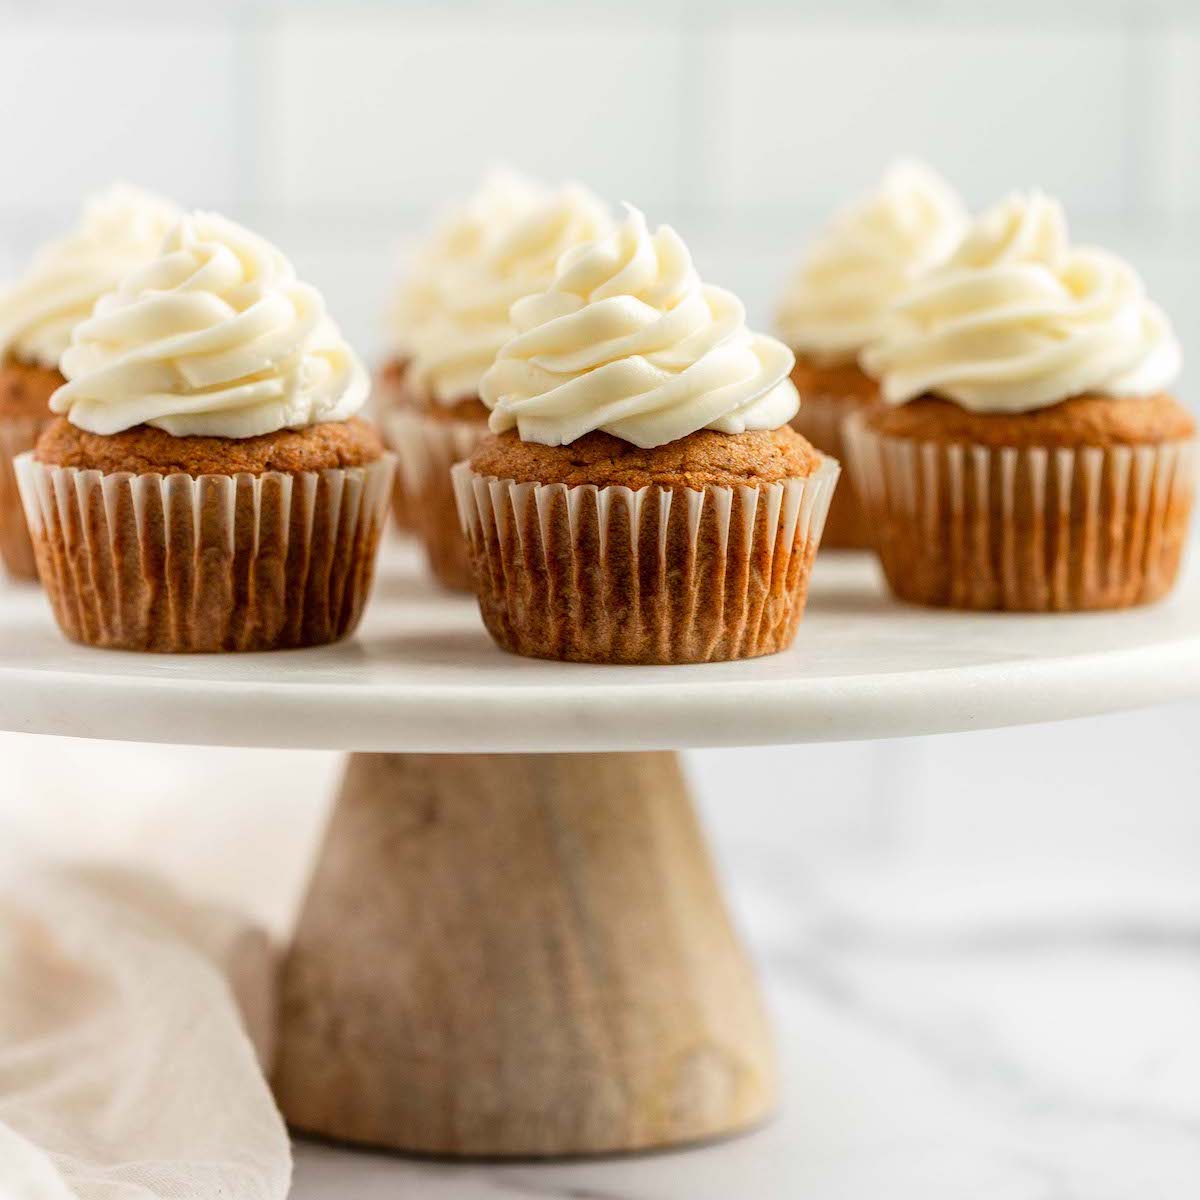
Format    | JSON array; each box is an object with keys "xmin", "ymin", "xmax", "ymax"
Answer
[{"xmin": 0, "ymin": 860, "xmax": 290, "ymax": 1200}]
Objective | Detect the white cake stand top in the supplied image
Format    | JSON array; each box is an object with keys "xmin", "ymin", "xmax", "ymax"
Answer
[{"xmin": 1, "ymin": 544, "xmax": 1198, "ymax": 752}]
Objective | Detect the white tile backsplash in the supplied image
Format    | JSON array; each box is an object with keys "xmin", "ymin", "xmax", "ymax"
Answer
[
  {"xmin": 2, "ymin": 3, "xmax": 1197, "ymax": 361},
  {"xmin": 0, "ymin": 20, "xmax": 239, "ymax": 218},
  {"xmin": 258, "ymin": 11, "xmax": 685, "ymax": 218},
  {"xmin": 702, "ymin": 22, "xmax": 1133, "ymax": 218},
  {"xmin": 1146, "ymin": 29, "xmax": 1200, "ymax": 221}
]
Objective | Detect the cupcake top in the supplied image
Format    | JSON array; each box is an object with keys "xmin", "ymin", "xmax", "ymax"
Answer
[
  {"xmin": 775, "ymin": 161, "xmax": 967, "ymax": 363},
  {"xmin": 51, "ymin": 212, "xmax": 368, "ymax": 438},
  {"xmin": 861, "ymin": 191, "xmax": 1182, "ymax": 413},
  {"xmin": 0, "ymin": 184, "xmax": 182, "ymax": 370},
  {"xmin": 480, "ymin": 205, "xmax": 799, "ymax": 449},
  {"xmin": 402, "ymin": 179, "xmax": 612, "ymax": 406},
  {"xmin": 389, "ymin": 169, "xmax": 545, "ymax": 359}
]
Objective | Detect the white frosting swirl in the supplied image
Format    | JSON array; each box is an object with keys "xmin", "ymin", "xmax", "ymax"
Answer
[
  {"xmin": 53, "ymin": 212, "xmax": 368, "ymax": 438},
  {"xmin": 861, "ymin": 192, "xmax": 1182, "ymax": 413},
  {"xmin": 403, "ymin": 180, "xmax": 612, "ymax": 405},
  {"xmin": 0, "ymin": 184, "xmax": 181, "ymax": 369},
  {"xmin": 776, "ymin": 161, "xmax": 967, "ymax": 361},
  {"xmin": 481, "ymin": 206, "xmax": 799, "ymax": 448},
  {"xmin": 389, "ymin": 169, "xmax": 545, "ymax": 359}
]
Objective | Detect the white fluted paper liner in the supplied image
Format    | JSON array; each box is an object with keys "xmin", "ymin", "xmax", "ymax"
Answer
[
  {"xmin": 0, "ymin": 416, "xmax": 53, "ymax": 580},
  {"xmin": 374, "ymin": 361, "xmax": 418, "ymax": 533},
  {"xmin": 452, "ymin": 456, "xmax": 840, "ymax": 663},
  {"xmin": 789, "ymin": 392, "xmax": 873, "ymax": 549},
  {"xmin": 386, "ymin": 407, "xmax": 489, "ymax": 590},
  {"xmin": 14, "ymin": 451, "xmax": 394, "ymax": 651},
  {"xmin": 843, "ymin": 412, "xmax": 1197, "ymax": 610}
]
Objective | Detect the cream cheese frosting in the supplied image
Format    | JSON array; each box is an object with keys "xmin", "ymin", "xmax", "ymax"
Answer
[
  {"xmin": 775, "ymin": 161, "xmax": 967, "ymax": 363},
  {"xmin": 52, "ymin": 211, "xmax": 368, "ymax": 438},
  {"xmin": 389, "ymin": 169, "xmax": 545, "ymax": 360},
  {"xmin": 403, "ymin": 179, "xmax": 612, "ymax": 406},
  {"xmin": 0, "ymin": 184, "xmax": 182, "ymax": 370},
  {"xmin": 481, "ymin": 205, "xmax": 799, "ymax": 448},
  {"xmin": 861, "ymin": 191, "xmax": 1182, "ymax": 413}
]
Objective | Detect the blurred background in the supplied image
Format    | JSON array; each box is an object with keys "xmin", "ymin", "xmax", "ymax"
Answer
[
  {"xmin": 2, "ymin": 5, "xmax": 1200, "ymax": 1185},
  {"xmin": 4, "ymin": 1, "xmax": 1200, "ymax": 365}
]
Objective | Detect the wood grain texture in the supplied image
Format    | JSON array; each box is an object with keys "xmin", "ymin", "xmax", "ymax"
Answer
[{"xmin": 273, "ymin": 751, "xmax": 777, "ymax": 1157}]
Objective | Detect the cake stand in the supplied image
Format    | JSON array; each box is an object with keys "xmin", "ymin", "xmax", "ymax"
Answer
[{"xmin": 1, "ymin": 544, "xmax": 1199, "ymax": 1159}]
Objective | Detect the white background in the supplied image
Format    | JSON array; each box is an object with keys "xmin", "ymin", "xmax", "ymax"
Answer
[{"xmin": 1, "ymin": 3, "xmax": 1199, "ymax": 1194}]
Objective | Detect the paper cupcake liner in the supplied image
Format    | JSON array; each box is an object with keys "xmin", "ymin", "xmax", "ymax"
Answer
[
  {"xmin": 14, "ymin": 451, "xmax": 394, "ymax": 652},
  {"xmin": 388, "ymin": 408, "xmax": 489, "ymax": 591},
  {"xmin": 375, "ymin": 365, "xmax": 419, "ymax": 534},
  {"xmin": 843, "ymin": 413, "xmax": 1197, "ymax": 611},
  {"xmin": 0, "ymin": 415, "xmax": 54, "ymax": 581},
  {"xmin": 452, "ymin": 457, "xmax": 840, "ymax": 664},
  {"xmin": 789, "ymin": 392, "xmax": 874, "ymax": 551}
]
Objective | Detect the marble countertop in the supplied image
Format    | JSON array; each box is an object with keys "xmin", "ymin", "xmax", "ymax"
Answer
[{"xmin": 289, "ymin": 857, "xmax": 1200, "ymax": 1198}]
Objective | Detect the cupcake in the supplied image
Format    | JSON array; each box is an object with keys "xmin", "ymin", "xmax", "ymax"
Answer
[
  {"xmin": 453, "ymin": 205, "xmax": 840, "ymax": 664},
  {"xmin": 847, "ymin": 191, "xmax": 1195, "ymax": 612},
  {"xmin": 775, "ymin": 161, "xmax": 966, "ymax": 549},
  {"xmin": 386, "ymin": 176, "xmax": 611, "ymax": 589},
  {"xmin": 379, "ymin": 170, "xmax": 544, "ymax": 533},
  {"xmin": 0, "ymin": 184, "xmax": 180, "ymax": 579},
  {"xmin": 15, "ymin": 212, "xmax": 392, "ymax": 651}
]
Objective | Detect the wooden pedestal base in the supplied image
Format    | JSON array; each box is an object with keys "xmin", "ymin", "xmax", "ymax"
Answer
[{"xmin": 273, "ymin": 752, "xmax": 777, "ymax": 1157}]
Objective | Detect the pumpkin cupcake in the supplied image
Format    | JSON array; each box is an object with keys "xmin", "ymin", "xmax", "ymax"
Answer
[
  {"xmin": 379, "ymin": 170, "xmax": 545, "ymax": 534},
  {"xmin": 775, "ymin": 161, "xmax": 966, "ymax": 548},
  {"xmin": 387, "ymin": 177, "xmax": 611, "ymax": 589},
  {"xmin": 0, "ymin": 184, "xmax": 179, "ymax": 580},
  {"xmin": 453, "ymin": 205, "xmax": 839, "ymax": 664},
  {"xmin": 15, "ymin": 211, "xmax": 392, "ymax": 651},
  {"xmin": 848, "ymin": 191, "xmax": 1195, "ymax": 611}
]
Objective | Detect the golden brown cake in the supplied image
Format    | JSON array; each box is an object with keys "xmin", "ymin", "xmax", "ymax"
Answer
[
  {"xmin": 472, "ymin": 425, "xmax": 819, "ymax": 489},
  {"xmin": 849, "ymin": 192, "xmax": 1197, "ymax": 612},
  {"xmin": 786, "ymin": 354, "xmax": 879, "ymax": 548},
  {"xmin": 386, "ymin": 175, "xmax": 612, "ymax": 591},
  {"xmin": 0, "ymin": 359, "xmax": 61, "ymax": 579},
  {"xmin": 377, "ymin": 356, "xmax": 409, "ymax": 399},
  {"xmin": 461, "ymin": 426, "xmax": 833, "ymax": 665},
  {"xmin": 0, "ymin": 187, "xmax": 181, "ymax": 582},
  {"xmin": 865, "ymin": 392, "xmax": 1194, "ymax": 448},
  {"xmin": 788, "ymin": 355, "xmax": 878, "ymax": 407},
  {"xmin": 36, "ymin": 415, "xmax": 382, "ymax": 475},
  {"xmin": 387, "ymin": 394, "xmax": 489, "ymax": 591},
  {"xmin": 456, "ymin": 205, "xmax": 839, "ymax": 665},
  {"xmin": 18, "ymin": 213, "xmax": 392, "ymax": 652},
  {"xmin": 374, "ymin": 356, "xmax": 419, "ymax": 533},
  {"xmin": 0, "ymin": 358, "xmax": 62, "ymax": 421},
  {"xmin": 775, "ymin": 162, "xmax": 967, "ymax": 550}
]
